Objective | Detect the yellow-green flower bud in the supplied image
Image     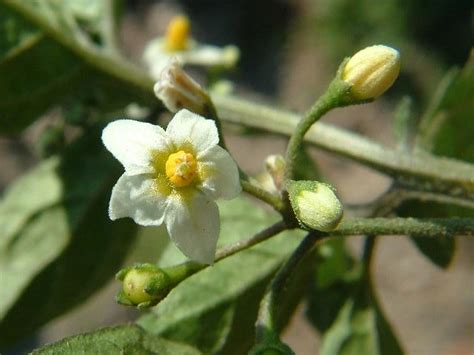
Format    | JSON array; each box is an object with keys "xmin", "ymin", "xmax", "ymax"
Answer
[
  {"xmin": 343, "ymin": 45, "xmax": 400, "ymax": 100},
  {"xmin": 288, "ymin": 180, "xmax": 343, "ymax": 232},
  {"xmin": 117, "ymin": 264, "xmax": 171, "ymax": 307}
]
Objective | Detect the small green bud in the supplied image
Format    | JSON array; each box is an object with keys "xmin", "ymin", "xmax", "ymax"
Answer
[
  {"xmin": 265, "ymin": 154, "xmax": 286, "ymax": 191},
  {"xmin": 288, "ymin": 180, "xmax": 343, "ymax": 232},
  {"xmin": 342, "ymin": 45, "xmax": 401, "ymax": 100},
  {"xmin": 117, "ymin": 263, "xmax": 171, "ymax": 307}
]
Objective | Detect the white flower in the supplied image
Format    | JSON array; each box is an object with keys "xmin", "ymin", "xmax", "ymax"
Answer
[
  {"xmin": 102, "ymin": 109, "xmax": 241, "ymax": 264},
  {"xmin": 143, "ymin": 15, "xmax": 239, "ymax": 79}
]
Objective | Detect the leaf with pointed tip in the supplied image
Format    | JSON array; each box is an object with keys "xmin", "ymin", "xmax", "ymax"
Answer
[
  {"xmin": 32, "ymin": 325, "xmax": 201, "ymax": 354},
  {"xmin": 307, "ymin": 239, "xmax": 404, "ymax": 355},
  {"xmin": 403, "ymin": 59, "xmax": 474, "ymax": 268}
]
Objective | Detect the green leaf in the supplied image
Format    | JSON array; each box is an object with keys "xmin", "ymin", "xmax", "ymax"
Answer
[
  {"xmin": 307, "ymin": 240, "xmax": 404, "ymax": 355},
  {"xmin": 393, "ymin": 96, "xmax": 417, "ymax": 151},
  {"xmin": 418, "ymin": 58, "xmax": 474, "ymax": 161},
  {"xmin": 403, "ymin": 59, "xmax": 474, "ymax": 267},
  {"xmin": 138, "ymin": 197, "xmax": 309, "ymax": 355},
  {"xmin": 396, "ymin": 200, "xmax": 467, "ymax": 268},
  {"xmin": 0, "ymin": 1, "xmax": 154, "ymax": 134},
  {"xmin": 0, "ymin": 126, "xmax": 138, "ymax": 348},
  {"xmin": 32, "ymin": 324, "xmax": 201, "ymax": 354},
  {"xmin": 0, "ymin": 4, "xmax": 86, "ymax": 134}
]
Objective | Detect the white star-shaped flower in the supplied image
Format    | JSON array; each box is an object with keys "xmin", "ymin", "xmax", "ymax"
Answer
[
  {"xmin": 143, "ymin": 15, "xmax": 239, "ymax": 79},
  {"xmin": 102, "ymin": 110, "xmax": 241, "ymax": 264}
]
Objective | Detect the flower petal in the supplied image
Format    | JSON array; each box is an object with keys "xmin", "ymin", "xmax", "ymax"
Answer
[
  {"xmin": 165, "ymin": 191, "xmax": 220, "ymax": 264},
  {"xmin": 102, "ymin": 119, "xmax": 170, "ymax": 175},
  {"xmin": 166, "ymin": 109, "xmax": 219, "ymax": 153},
  {"xmin": 180, "ymin": 44, "xmax": 239, "ymax": 68},
  {"xmin": 197, "ymin": 145, "xmax": 241, "ymax": 199},
  {"xmin": 109, "ymin": 173, "xmax": 168, "ymax": 226}
]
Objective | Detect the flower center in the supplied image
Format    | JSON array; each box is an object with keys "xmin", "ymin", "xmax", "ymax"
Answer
[
  {"xmin": 165, "ymin": 150, "xmax": 197, "ymax": 187},
  {"xmin": 165, "ymin": 15, "xmax": 190, "ymax": 52}
]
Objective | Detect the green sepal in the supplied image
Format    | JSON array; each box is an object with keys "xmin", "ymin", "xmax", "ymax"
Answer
[
  {"xmin": 136, "ymin": 300, "xmax": 159, "ymax": 310},
  {"xmin": 115, "ymin": 290, "xmax": 134, "ymax": 307},
  {"xmin": 330, "ymin": 58, "xmax": 374, "ymax": 107},
  {"xmin": 144, "ymin": 273, "xmax": 172, "ymax": 296},
  {"xmin": 115, "ymin": 266, "xmax": 132, "ymax": 281}
]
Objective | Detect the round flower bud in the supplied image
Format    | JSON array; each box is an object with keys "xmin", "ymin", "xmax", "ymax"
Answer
[
  {"xmin": 288, "ymin": 180, "xmax": 343, "ymax": 232},
  {"xmin": 121, "ymin": 265, "xmax": 170, "ymax": 305},
  {"xmin": 342, "ymin": 45, "xmax": 400, "ymax": 100}
]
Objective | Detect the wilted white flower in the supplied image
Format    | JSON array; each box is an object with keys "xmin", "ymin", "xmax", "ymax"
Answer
[
  {"xmin": 153, "ymin": 58, "xmax": 210, "ymax": 114},
  {"xmin": 143, "ymin": 15, "xmax": 239, "ymax": 79},
  {"xmin": 102, "ymin": 109, "xmax": 241, "ymax": 264}
]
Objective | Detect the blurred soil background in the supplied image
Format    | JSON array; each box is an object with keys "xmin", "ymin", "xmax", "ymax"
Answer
[{"xmin": 1, "ymin": 1, "xmax": 473, "ymax": 354}]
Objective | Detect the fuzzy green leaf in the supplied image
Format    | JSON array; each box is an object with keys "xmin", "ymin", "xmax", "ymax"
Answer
[
  {"xmin": 0, "ymin": 5, "xmax": 85, "ymax": 134},
  {"xmin": 0, "ymin": 126, "xmax": 138, "ymax": 348},
  {"xmin": 307, "ymin": 240, "xmax": 404, "ymax": 355},
  {"xmin": 138, "ymin": 197, "xmax": 309, "ymax": 355},
  {"xmin": 32, "ymin": 324, "xmax": 201, "ymax": 354},
  {"xmin": 404, "ymin": 58, "xmax": 474, "ymax": 268}
]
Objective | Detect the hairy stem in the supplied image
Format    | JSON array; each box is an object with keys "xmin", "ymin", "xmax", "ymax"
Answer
[
  {"xmin": 213, "ymin": 94, "xmax": 474, "ymax": 201},
  {"xmin": 216, "ymin": 220, "xmax": 287, "ymax": 260},
  {"xmin": 240, "ymin": 179, "xmax": 285, "ymax": 213},
  {"xmin": 255, "ymin": 232, "xmax": 321, "ymax": 342},
  {"xmin": 333, "ymin": 217, "xmax": 474, "ymax": 237},
  {"xmin": 163, "ymin": 220, "xmax": 288, "ymax": 283},
  {"xmin": 284, "ymin": 88, "xmax": 339, "ymax": 182}
]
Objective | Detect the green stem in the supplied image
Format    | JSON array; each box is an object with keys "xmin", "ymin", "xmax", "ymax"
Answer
[
  {"xmin": 212, "ymin": 94, "xmax": 474, "ymax": 201},
  {"xmin": 240, "ymin": 179, "xmax": 285, "ymax": 213},
  {"xmin": 333, "ymin": 217, "xmax": 474, "ymax": 237},
  {"xmin": 255, "ymin": 232, "xmax": 321, "ymax": 342},
  {"xmin": 347, "ymin": 187, "xmax": 474, "ymax": 217},
  {"xmin": 102, "ymin": 0, "xmax": 122, "ymax": 54},
  {"xmin": 216, "ymin": 220, "xmax": 287, "ymax": 260},
  {"xmin": 361, "ymin": 235, "xmax": 377, "ymax": 282},
  {"xmin": 284, "ymin": 80, "xmax": 348, "ymax": 182},
  {"xmin": 162, "ymin": 220, "xmax": 288, "ymax": 283}
]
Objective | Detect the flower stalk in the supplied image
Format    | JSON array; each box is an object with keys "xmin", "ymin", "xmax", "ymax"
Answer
[{"xmin": 255, "ymin": 232, "xmax": 322, "ymax": 346}]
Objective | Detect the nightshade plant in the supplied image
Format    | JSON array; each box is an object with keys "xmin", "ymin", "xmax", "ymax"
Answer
[{"xmin": 0, "ymin": 2, "xmax": 473, "ymax": 354}]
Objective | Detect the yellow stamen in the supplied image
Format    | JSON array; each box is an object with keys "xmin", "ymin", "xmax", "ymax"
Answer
[
  {"xmin": 165, "ymin": 150, "xmax": 197, "ymax": 187},
  {"xmin": 165, "ymin": 15, "xmax": 190, "ymax": 52}
]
